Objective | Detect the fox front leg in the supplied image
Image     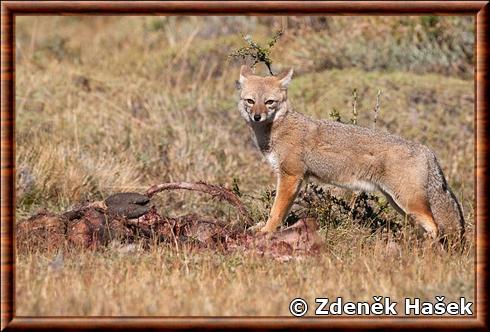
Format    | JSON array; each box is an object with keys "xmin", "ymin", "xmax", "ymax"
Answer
[{"xmin": 260, "ymin": 174, "xmax": 303, "ymax": 233}]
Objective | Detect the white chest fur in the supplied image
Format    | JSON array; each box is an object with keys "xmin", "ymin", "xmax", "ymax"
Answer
[{"xmin": 264, "ymin": 151, "xmax": 280, "ymax": 173}]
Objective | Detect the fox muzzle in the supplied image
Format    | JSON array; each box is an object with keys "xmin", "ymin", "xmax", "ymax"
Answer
[{"xmin": 250, "ymin": 112, "xmax": 268, "ymax": 123}]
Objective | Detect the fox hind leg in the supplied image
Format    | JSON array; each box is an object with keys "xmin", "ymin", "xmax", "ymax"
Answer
[
  {"xmin": 380, "ymin": 189, "xmax": 406, "ymax": 216},
  {"xmin": 406, "ymin": 196, "xmax": 439, "ymax": 239},
  {"xmin": 382, "ymin": 189, "xmax": 439, "ymax": 239},
  {"xmin": 411, "ymin": 211, "xmax": 438, "ymax": 239}
]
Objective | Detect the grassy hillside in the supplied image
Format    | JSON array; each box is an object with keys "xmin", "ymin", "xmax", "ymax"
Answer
[{"xmin": 15, "ymin": 16, "xmax": 474, "ymax": 316}]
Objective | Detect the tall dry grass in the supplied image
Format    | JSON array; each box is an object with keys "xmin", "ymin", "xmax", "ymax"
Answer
[{"xmin": 16, "ymin": 234, "xmax": 473, "ymax": 316}]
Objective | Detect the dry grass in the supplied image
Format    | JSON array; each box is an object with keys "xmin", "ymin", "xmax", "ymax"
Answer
[
  {"xmin": 17, "ymin": 236, "xmax": 474, "ymax": 316},
  {"xmin": 15, "ymin": 16, "xmax": 475, "ymax": 316}
]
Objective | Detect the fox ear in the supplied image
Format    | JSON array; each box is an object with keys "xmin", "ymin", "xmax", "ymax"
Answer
[
  {"xmin": 277, "ymin": 68, "xmax": 294, "ymax": 89},
  {"xmin": 239, "ymin": 65, "xmax": 253, "ymax": 86}
]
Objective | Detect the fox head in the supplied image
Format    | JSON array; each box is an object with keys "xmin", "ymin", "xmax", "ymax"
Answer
[{"xmin": 237, "ymin": 65, "xmax": 293, "ymax": 124}]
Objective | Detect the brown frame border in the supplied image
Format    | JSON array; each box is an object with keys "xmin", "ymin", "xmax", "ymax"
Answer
[{"xmin": 1, "ymin": 1, "xmax": 488, "ymax": 330}]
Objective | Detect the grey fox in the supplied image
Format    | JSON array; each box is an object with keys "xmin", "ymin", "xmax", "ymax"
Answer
[{"xmin": 237, "ymin": 65, "xmax": 465, "ymax": 246}]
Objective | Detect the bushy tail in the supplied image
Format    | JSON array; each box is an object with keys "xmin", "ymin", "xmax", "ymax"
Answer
[{"xmin": 426, "ymin": 152, "xmax": 465, "ymax": 248}]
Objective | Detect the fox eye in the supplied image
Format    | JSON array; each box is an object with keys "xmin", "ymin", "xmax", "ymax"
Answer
[
  {"xmin": 265, "ymin": 100, "xmax": 276, "ymax": 106},
  {"xmin": 245, "ymin": 99, "xmax": 255, "ymax": 105}
]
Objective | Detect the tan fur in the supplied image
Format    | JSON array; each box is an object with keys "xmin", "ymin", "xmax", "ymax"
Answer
[{"xmin": 237, "ymin": 65, "xmax": 465, "ymax": 244}]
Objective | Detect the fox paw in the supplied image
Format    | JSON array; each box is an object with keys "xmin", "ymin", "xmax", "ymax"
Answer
[
  {"xmin": 248, "ymin": 221, "xmax": 266, "ymax": 233},
  {"xmin": 259, "ymin": 227, "xmax": 272, "ymax": 233},
  {"xmin": 259, "ymin": 225, "xmax": 277, "ymax": 234}
]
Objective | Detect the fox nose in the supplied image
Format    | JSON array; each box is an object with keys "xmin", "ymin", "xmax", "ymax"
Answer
[{"xmin": 253, "ymin": 114, "xmax": 261, "ymax": 122}]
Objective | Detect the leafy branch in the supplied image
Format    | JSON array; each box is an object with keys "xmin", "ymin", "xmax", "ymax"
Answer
[{"xmin": 229, "ymin": 30, "xmax": 283, "ymax": 75}]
